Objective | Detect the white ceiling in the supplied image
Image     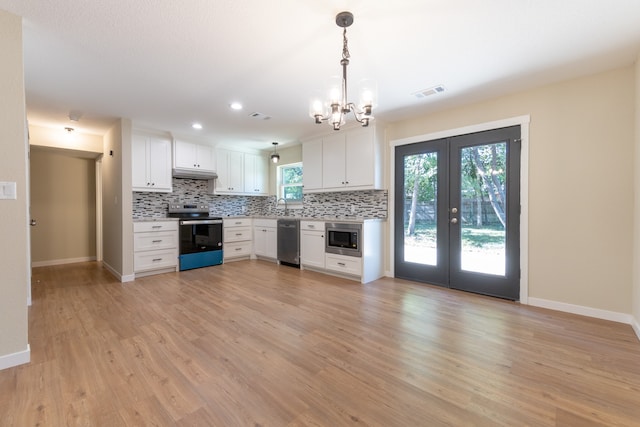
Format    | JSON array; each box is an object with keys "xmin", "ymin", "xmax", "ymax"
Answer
[{"xmin": 2, "ymin": 0, "xmax": 640, "ymax": 151}]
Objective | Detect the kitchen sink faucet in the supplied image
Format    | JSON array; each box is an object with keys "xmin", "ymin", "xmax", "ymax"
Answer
[{"xmin": 275, "ymin": 197, "xmax": 288, "ymax": 216}]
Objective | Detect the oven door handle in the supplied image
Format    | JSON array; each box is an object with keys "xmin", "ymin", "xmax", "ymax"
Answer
[{"xmin": 179, "ymin": 219, "xmax": 223, "ymax": 225}]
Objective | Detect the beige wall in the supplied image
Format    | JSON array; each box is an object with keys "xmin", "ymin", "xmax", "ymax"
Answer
[
  {"xmin": 0, "ymin": 10, "xmax": 29, "ymax": 365},
  {"xmin": 388, "ymin": 66, "xmax": 635, "ymax": 315},
  {"xmin": 29, "ymin": 125, "xmax": 103, "ymax": 155},
  {"xmin": 101, "ymin": 119, "xmax": 133, "ymax": 281},
  {"xmin": 634, "ymin": 58, "xmax": 640, "ymax": 331},
  {"xmin": 30, "ymin": 149, "xmax": 96, "ymax": 264}
]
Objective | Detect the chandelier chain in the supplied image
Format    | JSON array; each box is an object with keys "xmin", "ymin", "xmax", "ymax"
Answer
[{"xmin": 342, "ymin": 27, "xmax": 350, "ymax": 61}]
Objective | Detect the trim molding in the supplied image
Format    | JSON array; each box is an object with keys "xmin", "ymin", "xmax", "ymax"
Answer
[
  {"xmin": 102, "ymin": 261, "xmax": 134, "ymax": 283},
  {"xmin": 32, "ymin": 256, "xmax": 96, "ymax": 268},
  {"xmin": 632, "ymin": 316, "xmax": 640, "ymax": 341},
  {"xmin": 528, "ymin": 297, "xmax": 633, "ymax": 325},
  {"xmin": 0, "ymin": 344, "xmax": 30, "ymax": 371},
  {"xmin": 388, "ymin": 115, "xmax": 530, "ymax": 302}
]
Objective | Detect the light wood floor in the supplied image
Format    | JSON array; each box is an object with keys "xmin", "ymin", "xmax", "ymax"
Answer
[{"xmin": 1, "ymin": 261, "xmax": 639, "ymax": 426}]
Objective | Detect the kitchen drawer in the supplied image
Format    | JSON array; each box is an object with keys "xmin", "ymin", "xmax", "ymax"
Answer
[
  {"xmin": 253, "ymin": 218, "xmax": 277, "ymax": 228},
  {"xmin": 224, "ymin": 227, "xmax": 252, "ymax": 242},
  {"xmin": 134, "ymin": 249, "xmax": 177, "ymax": 272},
  {"xmin": 224, "ymin": 241, "xmax": 252, "ymax": 259},
  {"xmin": 325, "ymin": 253, "xmax": 362, "ymax": 276},
  {"xmin": 300, "ymin": 220, "xmax": 324, "ymax": 231},
  {"xmin": 134, "ymin": 231, "xmax": 177, "ymax": 252},
  {"xmin": 223, "ymin": 218, "xmax": 252, "ymax": 228},
  {"xmin": 134, "ymin": 221, "xmax": 178, "ymax": 233}
]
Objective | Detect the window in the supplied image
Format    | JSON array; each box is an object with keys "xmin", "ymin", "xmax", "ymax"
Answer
[{"xmin": 278, "ymin": 162, "xmax": 303, "ymax": 204}]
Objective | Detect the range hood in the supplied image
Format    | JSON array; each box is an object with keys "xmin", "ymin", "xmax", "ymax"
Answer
[{"xmin": 172, "ymin": 168, "xmax": 218, "ymax": 180}]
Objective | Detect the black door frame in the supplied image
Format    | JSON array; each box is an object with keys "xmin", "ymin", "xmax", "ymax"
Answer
[{"xmin": 389, "ymin": 116, "xmax": 530, "ymax": 302}]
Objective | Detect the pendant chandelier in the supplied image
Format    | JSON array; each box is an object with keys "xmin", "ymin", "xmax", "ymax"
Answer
[
  {"xmin": 270, "ymin": 142, "xmax": 280, "ymax": 163},
  {"xmin": 309, "ymin": 11, "xmax": 376, "ymax": 131}
]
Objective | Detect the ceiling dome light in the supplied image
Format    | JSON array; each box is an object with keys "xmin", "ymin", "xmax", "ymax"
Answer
[
  {"xmin": 192, "ymin": 123, "xmax": 203, "ymax": 129},
  {"xmin": 230, "ymin": 102, "xmax": 243, "ymax": 110},
  {"xmin": 270, "ymin": 142, "xmax": 280, "ymax": 163}
]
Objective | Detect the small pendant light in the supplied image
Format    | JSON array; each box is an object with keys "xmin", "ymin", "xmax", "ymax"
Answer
[{"xmin": 270, "ymin": 142, "xmax": 280, "ymax": 163}]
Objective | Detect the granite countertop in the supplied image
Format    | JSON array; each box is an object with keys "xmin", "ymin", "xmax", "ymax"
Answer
[
  {"xmin": 133, "ymin": 217, "xmax": 180, "ymax": 222},
  {"xmin": 225, "ymin": 215, "xmax": 386, "ymax": 223}
]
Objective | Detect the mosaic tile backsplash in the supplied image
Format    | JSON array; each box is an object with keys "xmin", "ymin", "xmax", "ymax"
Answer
[{"xmin": 132, "ymin": 178, "xmax": 388, "ymax": 219}]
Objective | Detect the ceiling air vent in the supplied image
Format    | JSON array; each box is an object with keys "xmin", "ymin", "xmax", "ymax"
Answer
[
  {"xmin": 412, "ymin": 85, "xmax": 446, "ymax": 99},
  {"xmin": 249, "ymin": 112, "xmax": 271, "ymax": 120}
]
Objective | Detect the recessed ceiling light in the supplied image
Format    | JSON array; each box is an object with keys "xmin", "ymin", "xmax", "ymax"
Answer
[
  {"xmin": 192, "ymin": 123, "xmax": 203, "ymax": 130},
  {"xmin": 230, "ymin": 102, "xmax": 243, "ymax": 110}
]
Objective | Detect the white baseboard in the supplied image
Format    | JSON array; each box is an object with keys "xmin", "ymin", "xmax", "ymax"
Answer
[
  {"xmin": 32, "ymin": 256, "xmax": 96, "ymax": 268},
  {"xmin": 102, "ymin": 261, "xmax": 135, "ymax": 283},
  {"xmin": 632, "ymin": 316, "xmax": 640, "ymax": 341},
  {"xmin": 528, "ymin": 297, "xmax": 633, "ymax": 325},
  {"xmin": 0, "ymin": 345, "xmax": 30, "ymax": 371}
]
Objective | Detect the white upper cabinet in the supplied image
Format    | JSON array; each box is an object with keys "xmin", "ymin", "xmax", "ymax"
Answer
[
  {"xmin": 302, "ymin": 138, "xmax": 323, "ymax": 192},
  {"xmin": 173, "ymin": 140, "xmax": 215, "ymax": 172},
  {"xmin": 132, "ymin": 134, "xmax": 172, "ymax": 192},
  {"xmin": 304, "ymin": 125, "xmax": 383, "ymax": 193},
  {"xmin": 244, "ymin": 153, "xmax": 268, "ymax": 195},
  {"xmin": 214, "ymin": 148, "xmax": 244, "ymax": 194}
]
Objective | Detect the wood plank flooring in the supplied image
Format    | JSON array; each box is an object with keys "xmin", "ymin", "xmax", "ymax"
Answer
[{"xmin": 1, "ymin": 260, "xmax": 639, "ymax": 426}]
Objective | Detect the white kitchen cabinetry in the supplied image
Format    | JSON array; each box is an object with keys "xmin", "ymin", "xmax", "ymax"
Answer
[
  {"xmin": 300, "ymin": 220, "xmax": 325, "ymax": 269},
  {"xmin": 302, "ymin": 138, "xmax": 323, "ymax": 192},
  {"xmin": 173, "ymin": 140, "xmax": 215, "ymax": 172},
  {"xmin": 223, "ymin": 217, "xmax": 252, "ymax": 261},
  {"xmin": 133, "ymin": 221, "xmax": 178, "ymax": 277},
  {"xmin": 244, "ymin": 153, "xmax": 268, "ymax": 195},
  {"xmin": 253, "ymin": 218, "xmax": 277, "ymax": 259},
  {"xmin": 303, "ymin": 125, "xmax": 383, "ymax": 193},
  {"xmin": 214, "ymin": 148, "xmax": 244, "ymax": 194},
  {"xmin": 132, "ymin": 134, "xmax": 172, "ymax": 192}
]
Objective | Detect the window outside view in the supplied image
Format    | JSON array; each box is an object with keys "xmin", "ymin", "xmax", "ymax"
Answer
[
  {"xmin": 279, "ymin": 163, "xmax": 303, "ymax": 203},
  {"xmin": 403, "ymin": 143, "xmax": 507, "ymax": 276}
]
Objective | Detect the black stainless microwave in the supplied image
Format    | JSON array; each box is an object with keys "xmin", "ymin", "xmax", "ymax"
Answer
[{"xmin": 325, "ymin": 222, "xmax": 362, "ymax": 257}]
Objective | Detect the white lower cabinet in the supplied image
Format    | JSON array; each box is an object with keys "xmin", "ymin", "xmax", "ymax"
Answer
[
  {"xmin": 300, "ymin": 221, "xmax": 325, "ymax": 269},
  {"xmin": 223, "ymin": 218, "xmax": 252, "ymax": 261},
  {"xmin": 325, "ymin": 253, "xmax": 362, "ymax": 277},
  {"xmin": 133, "ymin": 221, "xmax": 178, "ymax": 277},
  {"xmin": 253, "ymin": 219, "xmax": 277, "ymax": 259}
]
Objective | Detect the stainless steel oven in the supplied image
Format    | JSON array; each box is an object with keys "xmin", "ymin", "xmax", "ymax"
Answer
[
  {"xmin": 325, "ymin": 222, "xmax": 362, "ymax": 257},
  {"xmin": 168, "ymin": 203, "xmax": 223, "ymax": 271}
]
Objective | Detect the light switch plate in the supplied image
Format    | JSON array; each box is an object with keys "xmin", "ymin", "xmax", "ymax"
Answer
[{"xmin": 0, "ymin": 182, "xmax": 17, "ymax": 200}]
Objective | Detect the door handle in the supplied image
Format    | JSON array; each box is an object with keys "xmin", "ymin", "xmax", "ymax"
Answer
[
  {"xmin": 451, "ymin": 218, "xmax": 458, "ymax": 224},
  {"xmin": 30, "ymin": 219, "xmax": 37, "ymax": 226}
]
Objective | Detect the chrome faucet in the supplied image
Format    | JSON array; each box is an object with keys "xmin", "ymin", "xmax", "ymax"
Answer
[{"xmin": 275, "ymin": 197, "xmax": 288, "ymax": 216}]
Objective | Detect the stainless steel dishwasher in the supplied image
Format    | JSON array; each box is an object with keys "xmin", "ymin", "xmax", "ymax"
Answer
[{"xmin": 277, "ymin": 218, "xmax": 300, "ymax": 267}]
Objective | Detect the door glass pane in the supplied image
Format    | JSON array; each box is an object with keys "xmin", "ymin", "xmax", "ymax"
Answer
[
  {"xmin": 403, "ymin": 152, "xmax": 438, "ymax": 265},
  {"xmin": 459, "ymin": 143, "xmax": 506, "ymax": 275}
]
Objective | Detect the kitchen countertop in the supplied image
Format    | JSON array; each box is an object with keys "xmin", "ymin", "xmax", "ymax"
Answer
[
  {"xmin": 133, "ymin": 216, "xmax": 386, "ymax": 223},
  {"xmin": 225, "ymin": 215, "xmax": 386, "ymax": 223},
  {"xmin": 133, "ymin": 217, "xmax": 180, "ymax": 222}
]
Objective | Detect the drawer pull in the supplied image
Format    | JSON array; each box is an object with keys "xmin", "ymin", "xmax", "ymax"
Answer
[
  {"xmin": 235, "ymin": 233, "xmax": 242, "ymax": 236},
  {"xmin": 235, "ymin": 221, "xmax": 242, "ymax": 225},
  {"xmin": 152, "ymin": 258, "xmax": 163, "ymax": 262},
  {"xmin": 308, "ymin": 225, "xmax": 315, "ymax": 228},
  {"xmin": 338, "ymin": 262, "xmax": 346, "ymax": 267},
  {"xmin": 235, "ymin": 247, "xmax": 242, "ymax": 251},
  {"xmin": 152, "ymin": 240, "xmax": 162, "ymax": 243},
  {"xmin": 152, "ymin": 225, "xmax": 162, "ymax": 229}
]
